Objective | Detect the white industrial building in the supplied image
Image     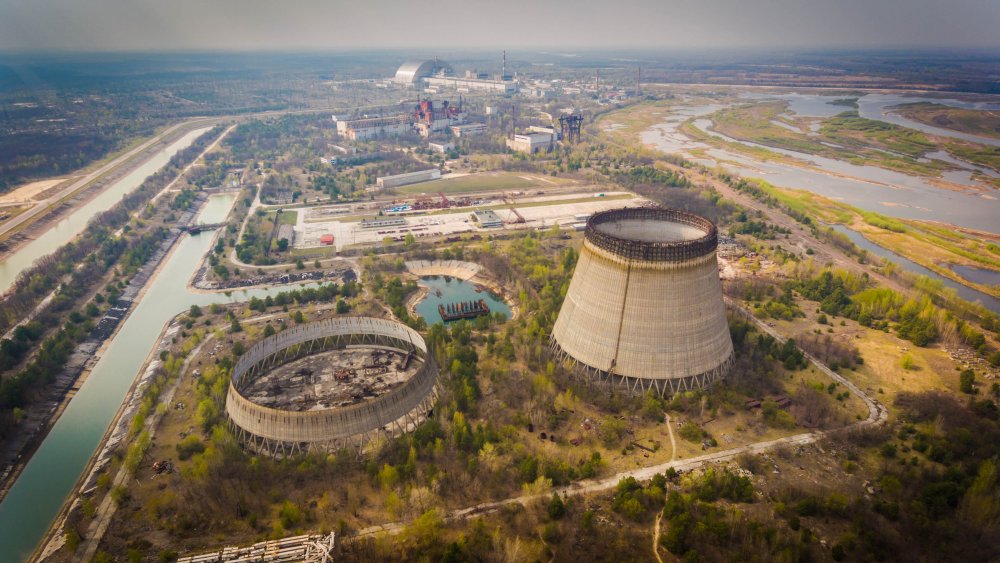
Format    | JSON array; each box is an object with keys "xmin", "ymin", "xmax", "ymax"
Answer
[
  {"xmin": 424, "ymin": 75, "xmax": 517, "ymax": 94},
  {"xmin": 450, "ymin": 123, "xmax": 488, "ymax": 137},
  {"xmin": 472, "ymin": 209, "xmax": 503, "ymax": 228},
  {"xmin": 428, "ymin": 142, "xmax": 455, "ymax": 153},
  {"xmin": 376, "ymin": 169, "xmax": 441, "ymax": 190},
  {"xmin": 395, "ymin": 59, "xmax": 454, "ymax": 84},
  {"xmin": 359, "ymin": 217, "xmax": 408, "ymax": 229},
  {"xmin": 506, "ymin": 131, "xmax": 555, "ymax": 154},
  {"xmin": 336, "ymin": 115, "xmax": 412, "ymax": 140}
]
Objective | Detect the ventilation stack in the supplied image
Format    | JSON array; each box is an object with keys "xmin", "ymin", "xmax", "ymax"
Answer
[{"xmin": 550, "ymin": 207, "xmax": 733, "ymax": 396}]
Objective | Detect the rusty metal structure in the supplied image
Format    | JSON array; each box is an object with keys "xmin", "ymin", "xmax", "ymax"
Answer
[
  {"xmin": 439, "ymin": 299, "xmax": 491, "ymax": 321},
  {"xmin": 559, "ymin": 114, "xmax": 583, "ymax": 144},
  {"xmin": 550, "ymin": 207, "xmax": 733, "ymax": 396},
  {"xmin": 225, "ymin": 317, "xmax": 438, "ymax": 456}
]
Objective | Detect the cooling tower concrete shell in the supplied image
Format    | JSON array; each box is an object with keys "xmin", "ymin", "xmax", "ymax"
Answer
[
  {"xmin": 550, "ymin": 207, "xmax": 733, "ymax": 396},
  {"xmin": 225, "ymin": 317, "xmax": 438, "ymax": 456}
]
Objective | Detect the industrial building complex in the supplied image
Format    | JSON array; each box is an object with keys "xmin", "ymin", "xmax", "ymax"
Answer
[
  {"xmin": 225, "ymin": 317, "xmax": 439, "ymax": 456},
  {"xmin": 334, "ymin": 99, "xmax": 466, "ymax": 141},
  {"xmin": 550, "ymin": 207, "xmax": 734, "ymax": 396}
]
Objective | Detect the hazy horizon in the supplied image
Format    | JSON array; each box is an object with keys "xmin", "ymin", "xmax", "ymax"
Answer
[{"xmin": 1, "ymin": 0, "xmax": 998, "ymax": 53}]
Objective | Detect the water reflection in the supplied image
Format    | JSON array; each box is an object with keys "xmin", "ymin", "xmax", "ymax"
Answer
[
  {"xmin": 414, "ymin": 276, "xmax": 511, "ymax": 324},
  {"xmin": 0, "ymin": 128, "xmax": 212, "ymax": 293},
  {"xmin": 0, "ymin": 194, "xmax": 322, "ymax": 561}
]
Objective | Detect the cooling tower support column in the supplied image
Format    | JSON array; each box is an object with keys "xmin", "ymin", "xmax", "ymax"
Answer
[{"xmin": 550, "ymin": 207, "xmax": 734, "ymax": 397}]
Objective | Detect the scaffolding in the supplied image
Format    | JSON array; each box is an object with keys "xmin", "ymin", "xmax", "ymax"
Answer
[{"xmin": 177, "ymin": 532, "xmax": 336, "ymax": 563}]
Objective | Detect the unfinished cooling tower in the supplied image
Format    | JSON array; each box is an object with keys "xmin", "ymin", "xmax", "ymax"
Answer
[
  {"xmin": 225, "ymin": 317, "xmax": 438, "ymax": 456},
  {"xmin": 550, "ymin": 207, "xmax": 733, "ymax": 396}
]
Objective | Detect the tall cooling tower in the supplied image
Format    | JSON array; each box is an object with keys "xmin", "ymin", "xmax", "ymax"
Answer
[{"xmin": 550, "ymin": 207, "xmax": 733, "ymax": 396}]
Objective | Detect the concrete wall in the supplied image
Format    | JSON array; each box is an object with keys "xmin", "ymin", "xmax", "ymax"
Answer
[
  {"xmin": 405, "ymin": 259, "xmax": 481, "ymax": 280},
  {"xmin": 552, "ymin": 239, "xmax": 733, "ymax": 389},
  {"xmin": 225, "ymin": 317, "xmax": 438, "ymax": 454}
]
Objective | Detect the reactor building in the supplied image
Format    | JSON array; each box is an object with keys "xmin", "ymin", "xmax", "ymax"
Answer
[
  {"xmin": 225, "ymin": 317, "xmax": 439, "ymax": 456},
  {"xmin": 393, "ymin": 57, "xmax": 518, "ymax": 94},
  {"xmin": 550, "ymin": 207, "xmax": 734, "ymax": 396}
]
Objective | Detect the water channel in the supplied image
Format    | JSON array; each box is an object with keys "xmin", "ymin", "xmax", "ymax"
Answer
[
  {"xmin": 0, "ymin": 127, "xmax": 213, "ymax": 294},
  {"xmin": 947, "ymin": 264, "xmax": 1000, "ymax": 288},
  {"xmin": 828, "ymin": 224, "xmax": 1000, "ymax": 314},
  {"xmin": 0, "ymin": 193, "xmax": 326, "ymax": 561},
  {"xmin": 414, "ymin": 276, "xmax": 511, "ymax": 325}
]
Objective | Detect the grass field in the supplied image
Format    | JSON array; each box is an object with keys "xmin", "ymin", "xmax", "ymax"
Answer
[
  {"xmin": 771, "ymin": 306, "xmax": 956, "ymax": 418},
  {"xmin": 277, "ymin": 210, "xmax": 298, "ymax": 225},
  {"xmin": 397, "ymin": 172, "xmax": 569, "ymax": 195}
]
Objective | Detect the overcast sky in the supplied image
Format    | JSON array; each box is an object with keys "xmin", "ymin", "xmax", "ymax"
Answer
[{"xmin": 1, "ymin": 0, "xmax": 997, "ymax": 52}]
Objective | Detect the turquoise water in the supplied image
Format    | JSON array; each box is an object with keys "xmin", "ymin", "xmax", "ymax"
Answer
[
  {"xmin": 0, "ymin": 193, "xmax": 322, "ymax": 561},
  {"xmin": 414, "ymin": 276, "xmax": 510, "ymax": 324}
]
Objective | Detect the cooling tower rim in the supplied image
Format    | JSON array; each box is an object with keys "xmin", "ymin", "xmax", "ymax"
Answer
[
  {"xmin": 585, "ymin": 207, "xmax": 718, "ymax": 262},
  {"xmin": 228, "ymin": 316, "xmax": 432, "ymax": 415}
]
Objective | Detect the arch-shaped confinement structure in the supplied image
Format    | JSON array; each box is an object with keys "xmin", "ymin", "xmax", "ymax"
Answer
[
  {"xmin": 551, "ymin": 207, "xmax": 734, "ymax": 397},
  {"xmin": 394, "ymin": 59, "xmax": 453, "ymax": 84},
  {"xmin": 225, "ymin": 317, "xmax": 438, "ymax": 456}
]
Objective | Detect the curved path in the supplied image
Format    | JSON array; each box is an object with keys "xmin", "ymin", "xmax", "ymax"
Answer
[{"xmin": 352, "ymin": 305, "xmax": 888, "ymax": 542}]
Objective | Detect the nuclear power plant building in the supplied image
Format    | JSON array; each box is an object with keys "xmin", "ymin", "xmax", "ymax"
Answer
[{"xmin": 551, "ymin": 207, "xmax": 734, "ymax": 396}]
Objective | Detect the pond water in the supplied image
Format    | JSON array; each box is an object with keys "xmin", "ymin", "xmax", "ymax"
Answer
[
  {"xmin": 414, "ymin": 276, "xmax": 511, "ymax": 324},
  {"xmin": 948, "ymin": 264, "xmax": 1000, "ymax": 287},
  {"xmin": 828, "ymin": 224, "xmax": 1000, "ymax": 314}
]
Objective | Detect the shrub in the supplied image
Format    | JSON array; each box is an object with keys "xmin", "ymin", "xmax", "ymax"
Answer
[
  {"xmin": 900, "ymin": 354, "xmax": 916, "ymax": 370},
  {"xmin": 548, "ymin": 493, "xmax": 566, "ymax": 520},
  {"xmin": 279, "ymin": 500, "xmax": 303, "ymax": 529},
  {"xmin": 175, "ymin": 435, "xmax": 205, "ymax": 461},
  {"xmin": 678, "ymin": 421, "xmax": 706, "ymax": 443},
  {"xmin": 960, "ymin": 369, "xmax": 976, "ymax": 394}
]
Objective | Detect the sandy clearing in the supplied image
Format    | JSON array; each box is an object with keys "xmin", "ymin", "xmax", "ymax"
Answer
[{"xmin": 0, "ymin": 179, "xmax": 68, "ymax": 204}]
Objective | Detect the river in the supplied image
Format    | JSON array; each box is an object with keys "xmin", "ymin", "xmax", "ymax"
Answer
[
  {"xmin": 640, "ymin": 93, "xmax": 1000, "ymax": 234},
  {"xmin": 828, "ymin": 224, "xmax": 1000, "ymax": 314},
  {"xmin": 0, "ymin": 194, "xmax": 322, "ymax": 561},
  {"xmin": 0, "ymin": 127, "xmax": 212, "ymax": 294}
]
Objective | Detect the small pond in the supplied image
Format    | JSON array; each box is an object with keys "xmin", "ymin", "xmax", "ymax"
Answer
[{"xmin": 414, "ymin": 276, "xmax": 511, "ymax": 324}]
